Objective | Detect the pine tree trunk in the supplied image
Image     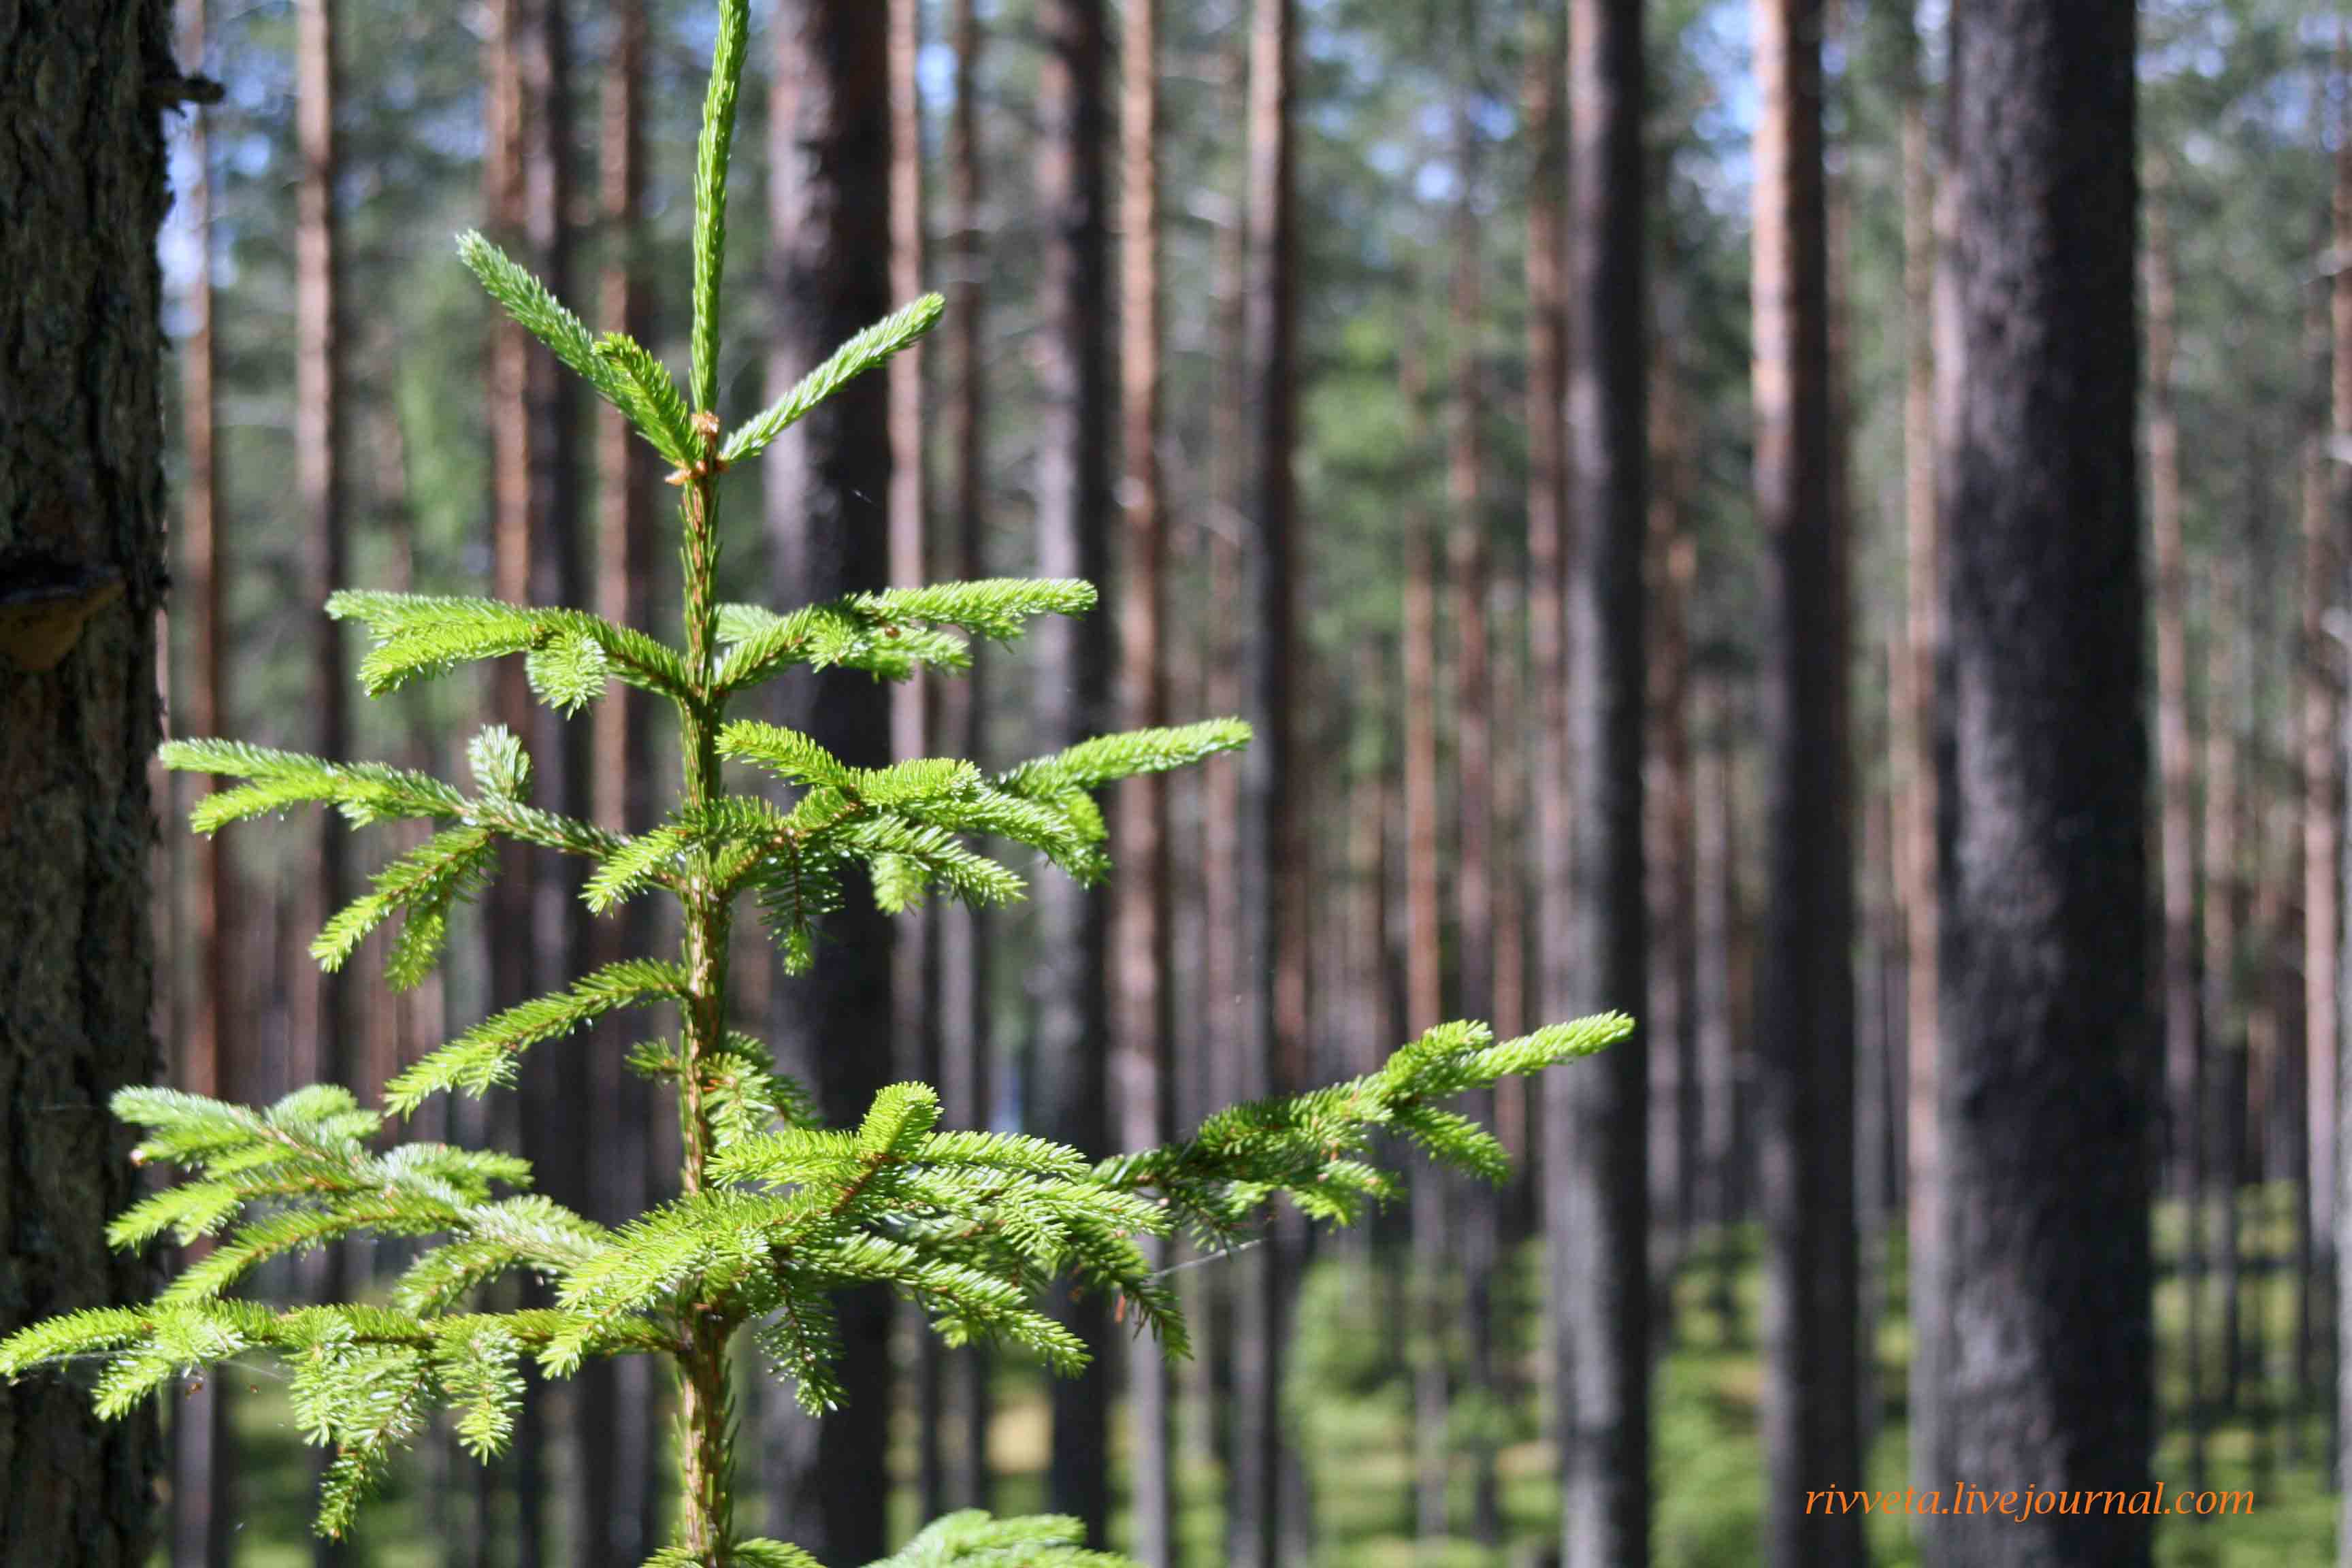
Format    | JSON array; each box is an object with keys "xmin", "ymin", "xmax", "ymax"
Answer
[
  {"xmin": 1751, "ymin": 3, "xmax": 1859, "ymax": 1559},
  {"xmin": 293, "ymin": 10, "xmax": 354, "ymax": 1555},
  {"xmin": 1440, "ymin": 16, "xmax": 1502, "ymax": 1541},
  {"xmin": 2204, "ymin": 556, "xmax": 2244, "ymax": 1417},
  {"xmin": 1399, "ymin": 338, "xmax": 1449, "ymax": 1553},
  {"xmin": 585, "ymin": 3, "xmax": 655, "ymax": 1559},
  {"xmin": 0, "ymin": 0, "xmax": 171, "ymax": 1556},
  {"xmin": 2146, "ymin": 159, "xmax": 2208, "ymax": 1489},
  {"xmin": 173, "ymin": 0, "xmax": 235, "ymax": 1556},
  {"xmin": 1521, "ymin": 0, "xmax": 1569, "ymax": 1277},
  {"xmin": 1030, "ymin": 0, "xmax": 1115, "ymax": 1540},
  {"xmin": 2332, "ymin": 39, "xmax": 2352, "ymax": 1524},
  {"xmin": 1235, "ymin": 0, "xmax": 1303, "ymax": 1561},
  {"xmin": 1940, "ymin": 7, "xmax": 2150, "ymax": 1565},
  {"xmin": 1890, "ymin": 10, "xmax": 1946, "ymax": 1512},
  {"xmin": 1644, "ymin": 346, "xmax": 1696, "ymax": 1318},
  {"xmin": 762, "ymin": 5, "xmax": 896, "ymax": 1558},
  {"xmin": 479, "ymin": 4, "xmax": 534, "ymax": 1541},
  {"xmin": 1114, "ymin": 1, "xmax": 1173, "ymax": 1559},
  {"xmin": 937, "ymin": 0, "xmax": 994, "ymax": 1509},
  {"xmin": 1550, "ymin": 1, "xmax": 1650, "ymax": 1563},
  {"xmin": 1693, "ymin": 671, "xmax": 1743, "ymax": 1342}
]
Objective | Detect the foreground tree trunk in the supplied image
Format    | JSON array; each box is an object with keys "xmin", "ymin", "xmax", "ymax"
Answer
[
  {"xmin": 0, "ymin": 1, "xmax": 172, "ymax": 1557},
  {"xmin": 1549, "ymin": 1, "xmax": 1650, "ymax": 1565},
  {"xmin": 1114, "ymin": 0, "xmax": 1173, "ymax": 1556},
  {"xmin": 1940, "ymin": 5, "xmax": 2149, "ymax": 1565},
  {"xmin": 762, "ymin": 5, "xmax": 896, "ymax": 1558}
]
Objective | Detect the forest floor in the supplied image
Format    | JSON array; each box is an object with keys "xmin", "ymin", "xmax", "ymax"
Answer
[{"xmin": 192, "ymin": 1183, "xmax": 2333, "ymax": 1566}]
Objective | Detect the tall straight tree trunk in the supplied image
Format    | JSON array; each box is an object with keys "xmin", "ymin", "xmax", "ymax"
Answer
[
  {"xmin": 1115, "ymin": 0, "xmax": 1173, "ymax": 1556},
  {"xmin": 1889, "ymin": 4, "xmax": 1946, "ymax": 1512},
  {"xmin": 2302, "ymin": 419, "xmax": 2332, "ymax": 1467},
  {"xmin": 1521, "ymin": 0, "xmax": 1570, "ymax": 1277},
  {"xmin": 762, "ymin": 5, "xmax": 896, "ymax": 1559},
  {"xmin": 938, "ymin": 0, "xmax": 994, "ymax": 1509},
  {"xmin": 294, "ymin": 0, "xmax": 348, "ymax": 1200},
  {"xmin": 1644, "ymin": 345, "xmax": 1696, "ymax": 1315},
  {"xmin": 1441, "ymin": 13, "xmax": 1503, "ymax": 1544},
  {"xmin": 1235, "ymin": 0, "xmax": 1303, "ymax": 1561},
  {"xmin": 1752, "ymin": 2, "xmax": 1858, "ymax": 1561},
  {"xmin": 0, "ymin": 1, "xmax": 171, "ymax": 1558},
  {"xmin": 293, "ymin": 15, "xmax": 354, "ymax": 1558},
  {"xmin": 2333, "ymin": 38, "xmax": 2352, "ymax": 1522},
  {"xmin": 1940, "ymin": 5, "xmax": 2149, "ymax": 1565},
  {"xmin": 1399, "ymin": 337, "xmax": 1448, "ymax": 1554},
  {"xmin": 1694, "ymin": 670, "xmax": 1743, "ymax": 1341},
  {"xmin": 174, "ymin": 1, "xmax": 233, "ymax": 1558},
  {"xmin": 2304, "ymin": 82, "xmax": 2347, "ymax": 1456},
  {"xmin": 1031, "ymin": 0, "xmax": 1114, "ymax": 1539},
  {"xmin": 1550, "ymin": 1, "xmax": 1649, "ymax": 1563},
  {"xmin": 2146, "ymin": 160, "xmax": 2206, "ymax": 1488},
  {"xmin": 514, "ymin": 6, "xmax": 583, "ymax": 1557},
  {"xmin": 586, "ymin": 3, "xmax": 655, "ymax": 1560},
  {"xmin": 882, "ymin": 0, "xmax": 944, "ymax": 1520},
  {"xmin": 2204, "ymin": 556, "xmax": 2244, "ymax": 1416}
]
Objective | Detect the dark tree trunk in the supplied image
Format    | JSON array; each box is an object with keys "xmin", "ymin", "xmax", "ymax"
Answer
[
  {"xmin": 1548, "ymin": 1, "xmax": 1649, "ymax": 1564},
  {"xmin": 293, "ymin": 7, "xmax": 353, "ymax": 1552},
  {"xmin": 1028, "ymin": 0, "xmax": 1114, "ymax": 1541},
  {"xmin": 1938, "ymin": 5, "xmax": 2149, "ymax": 1565},
  {"xmin": 1399, "ymin": 338, "xmax": 1448, "ymax": 1551},
  {"xmin": 585, "ymin": 2, "xmax": 655, "ymax": 1560},
  {"xmin": 172, "ymin": 0, "xmax": 235, "ymax": 1557},
  {"xmin": 0, "ymin": 0, "xmax": 172, "ymax": 1558},
  {"xmin": 1752, "ymin": 1, "xmax": 1859, "ymax": 1562},
  {"xmin": 1644, "ymin": 346, "xmax": 1695, "ymax": 1318},
  {"xmin": 1233, "ymin": 0, "xmax": 1303, "ymax": 1561},
  {"xmin": 762, "ymin": 5, "xmax": 896, "ymax": 1560},
  {"xmin": 1115, "ymin": 0, "xmax": 1173, "ymax": 1556},
  {"xmin": 1441, "ymin": 13, "xmax": 1501, "ymax": 1538},
  {"xmin": 937, "ymin": 0, "xmax": 994, "ymax": 1511},
  {"xmin": 2332, "ymin": 41, "xmax": 2352, "ymax": 1524},
  {"xmin": 2203, "ymin": 555, "xmax": 2244, "ymax": 1418},
  {"xmin": 1693, "ymin": 670, "xmax": 1742, "ymax": 1343}
]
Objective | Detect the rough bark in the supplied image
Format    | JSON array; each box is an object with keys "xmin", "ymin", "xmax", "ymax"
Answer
[
  {"xmin": 1940, "ymin": 5, "xmax": 2150, "ymax": 1565},
  {"xmin": 0, "ymin": 0, "xmax": 172, "ymax": 1557},
  {"xmin": 1114, "ymin": 0, "xmax": 1173, "ymax": 1558},
  {"xmin": 2333, "ymin": 36, "xmax": 2352, "ymax": 1526},
  {"xmin": 762, "ymin": 5, "xmax": 896, "ymax": 1558},
  {"xmin": 1752, "ymin": 2, "xmax": 1859, "ymax": 1558},
  {"xmin": 1549, "ymin": 1, "xmax": 1650, "ymax": 1563}
]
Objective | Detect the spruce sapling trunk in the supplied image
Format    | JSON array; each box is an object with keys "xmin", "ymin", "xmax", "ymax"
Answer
[{"xmin": 0, "ymin": 5, "xmax": 1627, "ymax": 1563}]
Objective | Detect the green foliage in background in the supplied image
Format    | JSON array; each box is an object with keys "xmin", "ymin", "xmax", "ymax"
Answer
[{"xmin": 0, "ymin": 1, "xmax": 1624, "ymax": 1563}]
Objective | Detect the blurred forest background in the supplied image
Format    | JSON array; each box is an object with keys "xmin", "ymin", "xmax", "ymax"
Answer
[{"xmin": 93, "ymin": 0, "xmax": 2351, "ymax": 1562}]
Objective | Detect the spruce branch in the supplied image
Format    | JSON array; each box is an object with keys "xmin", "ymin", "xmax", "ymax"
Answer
[{"xmin": 721, "ymin": 293, "xmax": 947, "ymax": 465}]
